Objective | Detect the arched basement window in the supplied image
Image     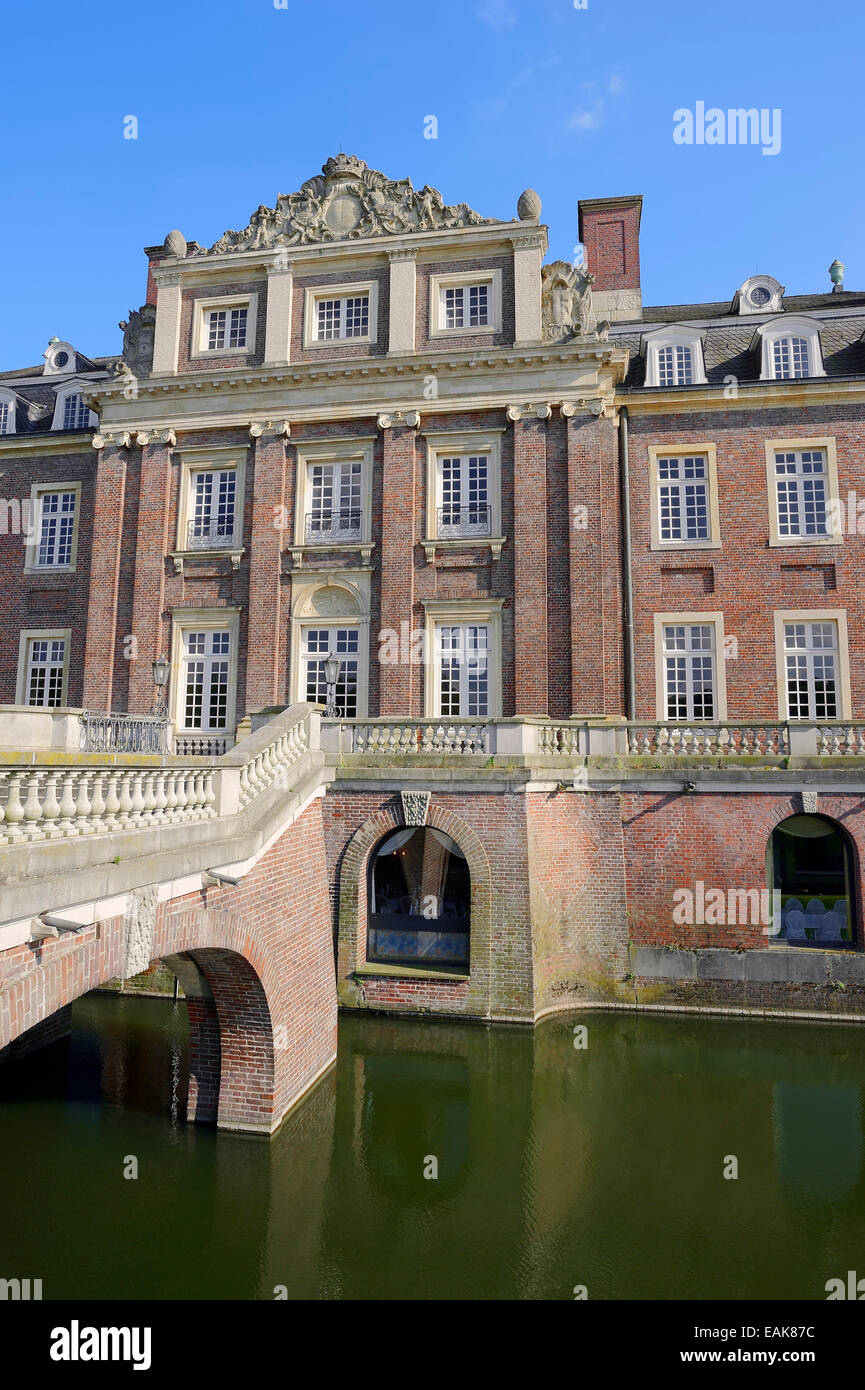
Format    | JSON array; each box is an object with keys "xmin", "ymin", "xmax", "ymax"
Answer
[
  {"xmin": 367, "ymin": 827, "xmax": 470, "ymax": 970},
  {"xmin": 770, "ymin": 815, "xmax": 856, "ymax": 948}
]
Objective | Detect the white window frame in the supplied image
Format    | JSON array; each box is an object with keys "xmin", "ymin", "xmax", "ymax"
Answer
[
  {"xmin": 42, "ymin": 341, "xmax": 78, "ymax": 375},
  {"xmin": 653, "ymin": 611, "xmax": 727, "ymax": 722},
  {"xmin": 764, "ymin": 436, "xmax": 840, "ymax": 547},
  {"xmin": 174, "ymin": 445, "xmax": 247, "ymax": 557},
  {"xmin": 643, "ymin": 326, "xmax": 707, "ymax": 388},
  {"xmin": 0, "ymin": 389, "xmax": 17, "ymax": 435},
  {"xmin": 300, "ymin": 624, "xmax": 363, "ymax": 718},
  {"xmin": 292, "ymin": 438, "xmax": 374, "ymax": 548},
  {"xmin": 735, "ymin": 276, "xmax": 784, "ymax": 316},
  {"xmin": 757, "ymin": 317, "xmax": 825, "ymax": 381},
  {"xmin": 24, "ymin": 481, "xmax": 82, "ymax": 574},
  {"xmin": 16, "ymin": 628, "xmax": 71, "ymax": 707},
  {"xmin": 51, "ymin": 381, "xmax": 97, "ymax": 432},
  {"xmin": 422, "ymin": 599, "xmax": 503, "ymax": 719},
  {"xmin": 191, "ymin": 293, "xmax": 258, "ymax": 359},
  {"xmin": 648, "ymin": 444, "xmax": 720, "ymax": 551},
  {"xmin": 303, "ymin": 280, "xmax": 378, "ymax": 349},
  {"xmin": 428, "ymin": 268, "xmax": 502, "ymax": 339},
  {"xmin": 423, "ymin": 430, "xmax": 504, "ymax": 554},
  {"xmin": 170, "ymin": 608, "xmax": 240, "ymax": 739},
  {"xmin": 288, "ymin": 575, "xmax": 370, "ymax": 718},
  {"xmin": 773, "ymin": 610, "xmax": 851, "ymax": 721}
]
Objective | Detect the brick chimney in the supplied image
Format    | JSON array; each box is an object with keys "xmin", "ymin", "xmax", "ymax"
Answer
[{"xmin": 578, "ymin": 195, "xmax": 643, "ymax": 322}]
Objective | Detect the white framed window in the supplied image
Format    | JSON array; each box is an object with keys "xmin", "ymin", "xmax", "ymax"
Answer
[
  {"xmin": 0, "ymin": 390, "xmax": 16, "ymax": 435},
  {"xmin": 24, "ymin": 482, "xmax": 82, "ymax": 573},
  {"xmin": 428, "ymin": 269, "xmax": 502, "ymax": 339},
  {"xmin": 764, "ymin": 437, "xmax": 840, "ymax": 547},
  {"xmin": 175, "ymin": 445, "xmax": 247, "ymax": 557},
  {"xmin": 424, "ymin": 430, "xmax": 504, "ymax": 551},
  {"xmin": 735, "ymin": 276, "xmax": 784, "ymax": 316},
  {"xmin": 16, "ymin": 629, "xmax": 71, "ymax": 707},
  {"xmin": 653, "ymin": 612, "xmax": 727, "ymax": 722},
  {"xmin": 292, "ymin": 438, "xmax": 374, "ymax": 548},
  {"xmin": 51, "ymin": 382, "xmax": 97, "ymax": 431},
  {"xmin": 423, "ymin": 599, "xmax": 503, "ymax": 718},
  {"xmin": 773, "ymin": 611, "xmax": 850, "ymax": 721},
  {"xmin": 192, "ymin": 294, "xmax": 258, "ymax": 358},
  {"xmin": 306, "ymin": 460, "xmax": 362, "ymax": 543},
  {"xmin": 757, "ymin": 317, "xmax": 825, "ymax": 381},
  {"xmin": 302, "ymin": 626, "xmax": 360, "ymax": 717},
  {"xmin": 648, "ymin": 445, "xmax": 719, "ymax": 550},
  {"xmin": 303, "ymin": 281, "xmax": 378, "ymax": 348},
  {"xmin": 42, "ymin": 340, "xmax": 78, "ymax": 375},
  {"xmin": 170, "ymin": 609, "xmax": 240, "ymax": 738},
  {"xmin": 643, "ymin": 326, "xmax": 707, "ymax": 388},
  {"xmin": 187, "ymin": 468, "xmax": 238, "ymax": 550}
]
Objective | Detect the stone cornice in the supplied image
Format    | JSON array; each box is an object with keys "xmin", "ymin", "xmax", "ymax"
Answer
[
  {"xmin": 618, "ymin": 378, "xmax": 865, "ymax": 413},
  {"xmin": 0, "ymin": 433, "xmax": 95, "ymax": 458}
]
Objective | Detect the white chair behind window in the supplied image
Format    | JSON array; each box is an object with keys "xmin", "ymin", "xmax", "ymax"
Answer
[
  {"xmin": 784, "ymin": 910, "xmax": 808, "ymax": 940},
  {"xmin": 805, "ymin": 898, "xmax": 826, "ymax": 915}
]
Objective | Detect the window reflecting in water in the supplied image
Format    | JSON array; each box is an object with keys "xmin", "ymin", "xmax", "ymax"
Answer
[{"xmin": 367, "ymin": 827, "xmax": 470, "ymax": 969}]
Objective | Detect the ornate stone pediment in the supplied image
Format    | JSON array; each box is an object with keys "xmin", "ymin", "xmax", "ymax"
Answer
[
  {"xmin": 541, "ymin": 260, "xmax": 597, "ymax": 341},
  {"xmin": 200, "ymin": 155, "xmax": 498, "ymax": 255}
]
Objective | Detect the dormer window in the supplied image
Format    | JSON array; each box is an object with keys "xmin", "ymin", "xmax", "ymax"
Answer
[
  {"xmin": 0, "ymin": 390, "xmax": 16, "ymax": 435},
  {"xmin": 62, "ymin": 394, "xmax": 91, "ymax": 430},
  {"xmin": 42, "ymin": 339, "xmax": 79, "ymax": 375},
  {"xmin": 735, "ymin": 276, "xmax": 784, "ymax": 316},
  {"xmin": 643, "ymin": 326, "xmax": 707, "ymax": 388},
  {"xmin": 51, "ymin": 382, "xmax": 97, "ymax": 432},
  {"xmin": 658, "ymin": 344, "xmax": 693, "ymax": 386},
  {"xmin": 757, "ymin": 317, "xmax": 825, "ymax": 381}
]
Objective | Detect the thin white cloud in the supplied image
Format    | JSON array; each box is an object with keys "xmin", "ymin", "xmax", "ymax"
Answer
[
  {"xmin": 568, "ymin": 102, "xmax": 604, "ymax": 131},
  {"xmin": 477, "ymin": 0, "xmax": 517, "ymax": 29},
  {"xmin": 608, "ymin": 72, "xmax": 625, "ymax": 95}
]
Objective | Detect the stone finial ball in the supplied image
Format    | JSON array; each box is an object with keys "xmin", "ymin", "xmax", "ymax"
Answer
[
  {"xmin": 517, "ymin": 189, "xmax": 541, "ymax": 220},
  {"xmin": 164, "ymin": 229, "xmax": 188, "ymax": 258}
]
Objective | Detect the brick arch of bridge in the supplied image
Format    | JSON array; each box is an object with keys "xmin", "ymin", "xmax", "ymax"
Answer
[
  {"xmin": 1, "ymin": 800, "xmax": 339, "ymax": 1134},
  {"xmin": 336, "ymin": 799, "xmax": 493, "ymax": 1017}
]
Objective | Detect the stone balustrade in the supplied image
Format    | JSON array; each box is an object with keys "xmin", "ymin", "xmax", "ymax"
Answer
[{"xmin": 0, "ymin": 704, "xmax": 319, "ymax": 848}]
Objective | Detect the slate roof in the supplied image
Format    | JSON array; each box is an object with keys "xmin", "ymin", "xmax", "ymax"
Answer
[
  {"xmin": 0, "ymin": 354, "xmax": 113, "ymax": 436},
  {"xmin": 614, "ymin": 291, "xmax": 865, "ymax": 389}
]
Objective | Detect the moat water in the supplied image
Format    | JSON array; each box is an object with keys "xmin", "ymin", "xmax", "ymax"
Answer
[{"xmin": 2, "ymin": 994, "xmax": 865, "ymax": 1300}]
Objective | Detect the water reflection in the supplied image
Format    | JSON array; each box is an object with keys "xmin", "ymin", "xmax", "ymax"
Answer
[{"xmin": 2, "ymin": 998, "xmax": 865, "ymax": 1299}]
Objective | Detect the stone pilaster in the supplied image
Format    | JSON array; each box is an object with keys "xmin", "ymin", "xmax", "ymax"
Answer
[
  {"xmin": 377, "ymin": 411, "xmax": 420, "ymax": 715},
  {"xmin": 508, "ymin": 404, "xmax": 551, "ymax": 714},
  {"xmin": 151, "ymin": 270, "xmax": 183, "ymax": 374},
  {"xmin": 387, "ymin": 248, "xmax": 416, "ymax": 354},
  {"xmin": 82, "ymin": 439, "xmax": 128, "ymax": 710},
  {"xmin": 246, "ymin": 420, "xmax": 290, "ymax": 711},
  {"xmin": 264, "ymin": 259, "xmax": 294, "ymax": 365},
  {"xmin": 127, "ymin": 431, "xmax": 176, "ymax": 712}
]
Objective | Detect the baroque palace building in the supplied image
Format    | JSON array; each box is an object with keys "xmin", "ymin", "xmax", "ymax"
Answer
[{"xmin": 1, "ymin": 154, "xmax": 865, "ymax": 1057}]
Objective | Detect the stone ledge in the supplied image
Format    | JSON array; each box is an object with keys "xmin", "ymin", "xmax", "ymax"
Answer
[{"xmin": 354, "ymin": 965, "xmax": 469, "ymax": 983}]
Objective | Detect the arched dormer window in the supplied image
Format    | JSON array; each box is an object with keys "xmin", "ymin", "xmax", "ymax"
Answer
[
  {"xmin": 0, "ymin": 388, "xmax": 17, "ymax": 435},
  {"xmin": 643, "ymin": 325, "xmax": 707, "ymax": 388},
  {"xmin": 51, "ymin": 381, "xmax": 97, "ymax": 432},
  {"xmin": 757, "ymin": 317, "xmax": 825, "ymax": 381},
  {"xmin": 42, "ymin": 339, "xmax": 78, "ymax": 375}
]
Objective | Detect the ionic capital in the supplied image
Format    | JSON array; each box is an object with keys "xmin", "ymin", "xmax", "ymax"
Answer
[
  {"xmin": 135, "ymin": 428, "xmax": 176, "ymax": 447},
  {"xmin": 506, "ymin": 402, "xmax": 552, "ymax": 422},
  {"xmin": 377, "ymin": 409, "xmax": 420, "ymax": 430},
  {"xmin": 92, "ymin": 430, "xmax": 132, "ymax": 451},
  {"xmin": 249, "ymin": 418, "xmax": 290, "ymax": 440}
]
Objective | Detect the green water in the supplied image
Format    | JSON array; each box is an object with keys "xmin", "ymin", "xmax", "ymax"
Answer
[{"xmin": 2, "ymin": 994, "xmax": 865, "ymax": 1300}]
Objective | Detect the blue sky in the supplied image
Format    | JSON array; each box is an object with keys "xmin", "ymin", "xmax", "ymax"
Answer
[{"xmin": 1, "ymin": 0, "xmax": 862, "ymax": 367}]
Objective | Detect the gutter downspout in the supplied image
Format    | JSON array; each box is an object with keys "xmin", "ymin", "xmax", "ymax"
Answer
[{"xmin": 619, "ymin": 406, "xmax": 636, "ymax": 720}]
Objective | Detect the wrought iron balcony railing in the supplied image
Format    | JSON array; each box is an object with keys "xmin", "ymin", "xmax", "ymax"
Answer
[
  {"xmin": 304, "ymin": 510, "xmax": 363, "ymax": 543},
  {"xmin": 186, "ymin": 519, "xmax": 238, "ymax": 550},
  {"xmin": 80, "ymin": 710, "xmax": 171, "ymax": 755},
  {"xmin": 437, "ymin": 503, "xmax": 491, "ymax": 537}
]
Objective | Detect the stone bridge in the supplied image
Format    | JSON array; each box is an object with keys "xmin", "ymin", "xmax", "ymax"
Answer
[{"xmin": 4, "ymin": 707, "xmax": 865, "ymax": 1134}]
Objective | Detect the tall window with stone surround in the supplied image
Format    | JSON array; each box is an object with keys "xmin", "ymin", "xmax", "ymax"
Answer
[
  {"xmin": 306, "ymin": 461, "xmax": 362, "ymax": 542},
  {"xmin": 774, "ymin": 450, "xmax": 829, "ymax": 538},
  {"xmin": 436, "ymin": 624, "xmax": 489, "ymax": 719},
  {"xmin": 662, "ymin": 623, "xmax": 715, "ymax": 720},
  {"xmin": 36, "ymin": 490, "xmax": 77, "ymax": 568},
  {"xmin": 303, "ymin": 627, "xmax": 359, "ymax": 716},
  {"xmin": 182, "ymin": 630, "xmax": 231, "ymax": 731},
  {"xmin": 25, "ymin": 636, "xmax": 66, "ymax": 707},
  {"xmin": 657, "ymin": 455, "xmax": 709, "ymax": 542},
  {"xmin": 784, "ymin": 621, "xmax": 838, "ymax": 719},
  {"xmin": 188, "ymin": 469, "xmax": 237, "ymax": 549}
]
